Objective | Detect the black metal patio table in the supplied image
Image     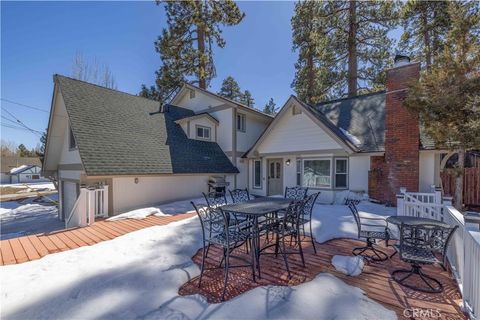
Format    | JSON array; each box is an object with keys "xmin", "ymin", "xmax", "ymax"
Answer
[
  {"xmin": 386, "ymin": 216, "xmax": 450, "ymax": 228},
  {"xmin": 220, "ymin": 197, "xmax": 292, "ymax": 278}
]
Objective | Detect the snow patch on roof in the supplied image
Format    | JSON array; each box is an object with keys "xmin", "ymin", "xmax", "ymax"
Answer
[
  {"xmin": 340, "ymin": 128, "xmax": 362, "ymax": 146},
  {"xmin": 9, "ymin": 165, "xmax": 30, "ymax": 174}
]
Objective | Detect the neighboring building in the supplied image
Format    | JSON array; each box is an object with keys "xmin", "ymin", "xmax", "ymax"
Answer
[
  {"xmin": 1, "ymin": 157, "xmax": 48, "ymax": 184},
  {"xmin": 42, "ymin": 76, "xmax": 271, "ymax": 219},
  {"xmin": 245, "ymin": 56, "xmax": 442, "ymax": 205}
]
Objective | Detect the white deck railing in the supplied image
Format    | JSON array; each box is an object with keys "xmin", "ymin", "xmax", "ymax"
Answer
[
  {"xmin": 65, "ymin": 185, "xmax": 108, "ymax": 229},
  {"xmin": 397, "ymin": 189, "xmax": 480, "ymax": 319}
]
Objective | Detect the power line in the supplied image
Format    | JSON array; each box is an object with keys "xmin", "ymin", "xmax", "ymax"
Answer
[
  {"xmin": 1, "ymin": 107, "xmax": 43, "ymax": 136},
  {"xmin": 1, "ymin": 122, "xmax": 39, "ymax": 133},
  {"xmin": 0, "ymin": 98, "xmax": 49, "ymax": 113}
]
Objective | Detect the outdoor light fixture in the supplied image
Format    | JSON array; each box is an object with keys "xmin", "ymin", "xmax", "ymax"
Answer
[
  {"xmin": 134, "ymin": 177, "xmax": 139, "ymax": 184},
  {"xmin": 286, "ymin": 159, "xmax": 291, "ymax": 166}
]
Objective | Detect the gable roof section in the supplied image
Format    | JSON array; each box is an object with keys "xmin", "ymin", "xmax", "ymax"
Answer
[
  {"xmin": 245, "ymin": 96, "xmax": 357, "ymax": 157},
  {"xmin": 171, "ymin": 82, "xmax": 274, "ymax": 119},
  {"xmin": 10, "ymin": 164, "xmax": 38, "ymax": 175},
  {"xmin": 175, "ymin": 112, "xmax": 219, "ymax": 125},
  {"xmin": 54, "ymin": 75, "xmax": 238, "ymax": 176},
  {"xmin": 314, "ymin": 92, "xmax": 386, "ymax": 152}
]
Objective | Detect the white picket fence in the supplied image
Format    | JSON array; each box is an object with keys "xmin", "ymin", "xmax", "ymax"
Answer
[
  {"xmin": 66, "ymin": 185, "xmax": 108, "ymax": 229},
  {"xmin": 397, "ymin": 188, "xmax": 480, "ymax": 319}
]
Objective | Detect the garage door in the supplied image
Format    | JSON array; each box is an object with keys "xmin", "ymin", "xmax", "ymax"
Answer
[{"xmin": 62, "ymin": 181, "xmax": 78, "ymax": 220}]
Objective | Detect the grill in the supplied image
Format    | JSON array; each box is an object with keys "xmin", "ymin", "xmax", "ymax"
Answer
[{"xmin": 208, "ymin": 176, "xmax": 230, "ymax": 194}]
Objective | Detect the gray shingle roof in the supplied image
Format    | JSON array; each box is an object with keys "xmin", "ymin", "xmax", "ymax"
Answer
[
  {"xmin": 311, "ymin": 92, "xmax": 435, "ymax": 152},
  {"xmin": 55, "ymin": 75, "xmax": 238, "ymax": 176}
]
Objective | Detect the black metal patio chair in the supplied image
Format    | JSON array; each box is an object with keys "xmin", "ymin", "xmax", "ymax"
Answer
[
  {"xmin": 284, "ymin": 186, "xmax": 309, "ymax": 200},
  {"xmin": 297, "ymin": 192, "xmax": 321, "ymax": 253},
  {"xmin": 391, "ymin": 222, "xmax": 457, "ymax": 293},
  {"xmin": 348, "ymin": 201, "xmax": 390, "ymax": 262},
  {"xmin": 229, "ymin": 188, "xmax": 250, "ymax": 204},
  {"xmin": 202, "ymin": 191, "xmax": 228, "ymax": 207},
  {"xmin": 192, "ymin": 202, "xmax": 256, "ymax": 301},
  {"xmin": 263, "ymin": 200, "xmax": 306, "ymax": 278}
]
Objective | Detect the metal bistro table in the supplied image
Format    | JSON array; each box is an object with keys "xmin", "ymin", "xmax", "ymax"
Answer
[
  {"xmin": 221, "ymin": 197, "xmax": 292, "ymax": 278},
  {"xmin": 386, "ymin": 215, "xmax": 450, "ymax": 228}
]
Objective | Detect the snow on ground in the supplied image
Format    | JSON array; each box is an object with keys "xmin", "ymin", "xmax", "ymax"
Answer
[
  {"xmin": 0, "ymin": 213, "xmax": 396, "ymax": 320},
  {"xmin": 331, "ymin": 255, "xmax": 365, "ymax": 276},
  {"xmin": 0, "ymin": 194, "xmax": 63, "ymax": 240},
  {"xmin": 311, "ymin": 201, "xmax": 396, "ymax": 243},
  {"xmin": 2, "ymin": 182, "xmax": 55, "ymax": 190}
]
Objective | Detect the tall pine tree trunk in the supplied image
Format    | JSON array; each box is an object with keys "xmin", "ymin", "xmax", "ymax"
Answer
[
  {"xmin": 195, "ymin": 1, "xmax": 207, "ymax": 89},
  {"xmin": 422, "ymin": 11, "xmax": 432, "ymax": 69},
  {"xmin": 347, "ymin": 0, "xmax": 358, "ymax": 97},
  {"xmin": 307, "ymin": 48, "xmax": 314, "ymax": 104},
  {"xmin": 454, "ymin": 149, "xmax": 465, "ymax": 210}
]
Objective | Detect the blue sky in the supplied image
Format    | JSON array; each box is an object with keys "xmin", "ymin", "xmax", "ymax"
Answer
[{"xmin": 1, "ymin": 1, "xmax": 399, "ymax": 149}]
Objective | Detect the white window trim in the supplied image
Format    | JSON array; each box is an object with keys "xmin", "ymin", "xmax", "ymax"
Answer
[
  {"xmin": 302, "ymin": 158, "xmax": 332, "ymax": 189},
  {"xmin": 237, "ymin": 113, "xmax": 246, "ymax": 132},
  {"xmin": 195, "ymin": 125, "xmax": 211, "ymax": 141},
  {"xmin": 253, "ymin": 159, "xmax": 262, "ymax": 189},
  {"xmin": 334, "ymin": 158, "xmax": 349, "ymax": 189}
]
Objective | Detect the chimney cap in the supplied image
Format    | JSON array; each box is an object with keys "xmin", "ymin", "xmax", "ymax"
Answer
[{"xmin": 394, "ymin": 53, "xmax": 411, "ymax": 67}]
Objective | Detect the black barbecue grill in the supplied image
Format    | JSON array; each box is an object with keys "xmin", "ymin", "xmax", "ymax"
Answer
[{"xmin": 208, "ymin": 176, "xmax": 230, "ymax": 194}]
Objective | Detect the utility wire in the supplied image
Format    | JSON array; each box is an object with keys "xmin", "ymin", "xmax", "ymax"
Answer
[
  {"xmin": 0, "ymin": 98, "xmax": 49, "ymax": 113},
  {"xmin": 1, "ymin": 107, "xmax": 43, "ymax": 136}
]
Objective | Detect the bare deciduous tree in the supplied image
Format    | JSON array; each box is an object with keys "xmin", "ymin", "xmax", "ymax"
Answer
[{"xmin": 71, "ymin": 52, "xmax": 117, "ymax": 89}]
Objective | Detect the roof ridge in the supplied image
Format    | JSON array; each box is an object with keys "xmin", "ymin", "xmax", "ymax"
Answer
[
  {"xmin": 54, "ymin": 74, "xmax": 162, "ymax": 104},
  {"xmin": 315, "ymin": 90, "xmax": 386, "ymax": 107}
]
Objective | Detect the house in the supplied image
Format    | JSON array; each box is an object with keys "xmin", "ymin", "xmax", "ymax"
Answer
[
  {"xmin": 43, "ymin": 55, "xmax": 444, "ymax": 221},
  {"xmin": 0, "ymin": 157, "xmax": 47, "ymax": 184},
  {"xmin": 245, "ymin": 55, "xmax": 443, "ymax": 205},
  {"xmin": 42, "ymin": 76, "xmax": 272, "ymax": 219}
]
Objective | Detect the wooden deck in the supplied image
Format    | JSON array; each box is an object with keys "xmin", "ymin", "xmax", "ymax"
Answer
[
  {"xmin": 179, "ymin": 237, "xmax": 465, "ymax": 319},
  {"xmin": 0, "ymin": 215, "xmax": 466, "ymax": 319},
  {"xmin": 0, "ymin": 212, "xmax": 195, "ymax": 266}
]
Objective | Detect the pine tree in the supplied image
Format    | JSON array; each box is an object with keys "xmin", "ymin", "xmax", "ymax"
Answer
[
  {"xmin": 139, "ymin": 85, "xmax": 161, "ymax": 101},
  {"xmin": 263, "ymin": 98, "xmax": 277, "ymax": 115},
  {"xmin": 404, "ymin": 1, "xmax": 480, "ymax": 209},
  {"xmin": 218, "ymin": 76, "xmax": 243, "ymax": 101},
  {"xmin": 399, "ymin": 0, "xmax": 451, "ymax": 69},
  {"xmin": 292, "ymin": 1, "xmax": 398, "ymax": 99},
  {"xmin": 241, "ymin": 90, "xmax": 255, "ymax": 107},
  {"xmin": 144, "ymin": 1, "xmax": 245, "ymax": 104}
]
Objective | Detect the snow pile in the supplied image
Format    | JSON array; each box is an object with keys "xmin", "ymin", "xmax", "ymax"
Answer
[
  {"xmin": 9, "ymin": 165, "xmax": 30, "ymax": 174},
  {"xmin": 0, "ymin": 216, "xmax": 396, "ymax": 320},
  {"xmin": 6, "ymin": 182, "xmax": 55, "ymax": 190},
  {"xmin": 331, "ymin": 255, "xmax": 365, "ymax": 276},
  {"xmin": 107, "ymin": 207, "xmax": 162, "ymax": 221},
  {"xmin": 311, "ymin": 201, "xmax": 395, "ymax": 243},
  {"xmin": 0, "ymin": 195, "xmax": 63, "ymax": 240},
  {"xmin": 153, "ymin": 197, "xmax": 204, "ymax": 216},
  {"xmin": 340, "ymin": 127, "xmax": 362, "ymax": 146}
]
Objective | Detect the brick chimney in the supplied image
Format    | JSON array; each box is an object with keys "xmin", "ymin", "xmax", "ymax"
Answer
[{"xmin": 383, "ymin": 55, "xmax": 421, "ymax": 204}]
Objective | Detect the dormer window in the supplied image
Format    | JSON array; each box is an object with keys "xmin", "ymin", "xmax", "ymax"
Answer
[{"xmin": 196, "ymin": 125, "xmax": 211, "ymax": 141}]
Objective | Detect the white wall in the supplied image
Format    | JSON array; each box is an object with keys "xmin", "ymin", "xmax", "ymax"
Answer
[
  {"xmin": 210, "ymin": 108, "xmax": 233, "ymax": 151},
  {"xmin": 237, "ymin": 113, "xmax": 269, "ymax": 153},
  {"xmin": 1, "ymin": 173, "xmax": 10, "ymax": 184},
  {"xmin": 112, "ymin": 175, "xmax": 213, "ymax": 214},
  {"xmin": 257, "ymin": 109, "xmax": 341, "ymax": 155},
  {"xmin": 176, "ymin": 89, "xmax": 225, "ymax": 113},
  {"xmin": 59, "ymin": 122, "xmax": 82, "ymax": 165},
  {"xmin": 419, "ymin": 151, "xmax": 436, "ymax": 192},
  {"xmin": 349, "ymin": 156, "xmax": 370, "ymax": 193}
]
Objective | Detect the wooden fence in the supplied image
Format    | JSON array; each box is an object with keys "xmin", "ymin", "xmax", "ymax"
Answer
[{"xmin": 441, "ymin": 167, "xmax": 480, "ymax": 206}]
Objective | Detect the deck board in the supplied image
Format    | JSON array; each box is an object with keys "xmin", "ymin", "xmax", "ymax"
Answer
[{"xmin": 179, "ymin": 237, "xmax": 466, "ymax": 319}]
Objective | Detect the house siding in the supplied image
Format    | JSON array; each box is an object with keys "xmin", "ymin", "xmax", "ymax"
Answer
[{"xmin": 257, "ymin": 110, "xmax": 342, "ymax": 155}]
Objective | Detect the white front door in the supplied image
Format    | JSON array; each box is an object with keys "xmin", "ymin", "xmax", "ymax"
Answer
[{"xmin": 267, "ymin": 159, "xmax": 283, "ymax": 196}]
